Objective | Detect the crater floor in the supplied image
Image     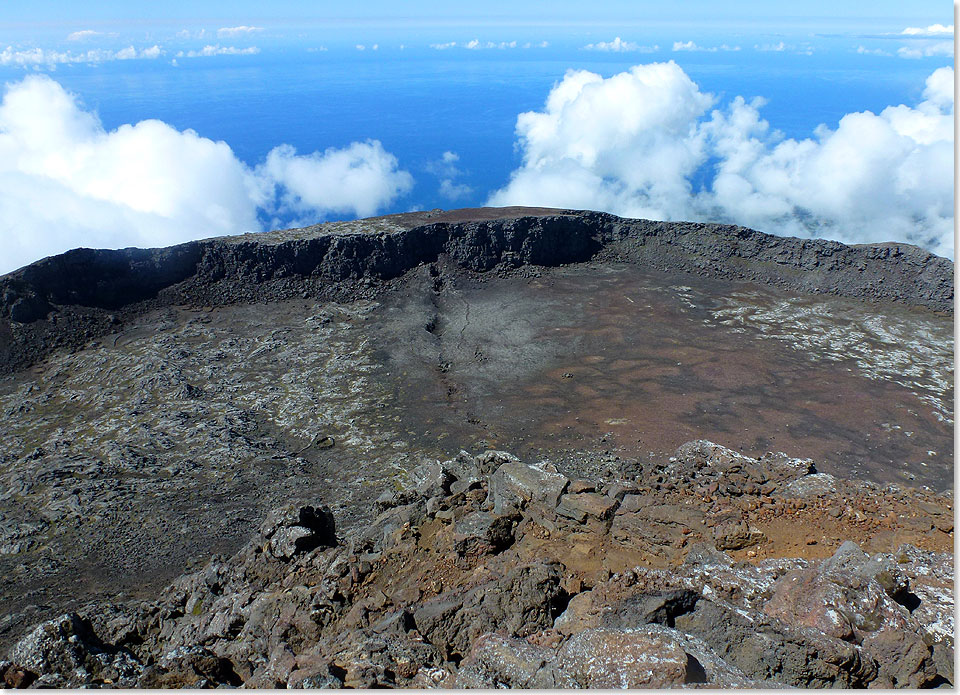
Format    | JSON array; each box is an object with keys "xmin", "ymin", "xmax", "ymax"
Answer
[{"xmin": 0, "ymin": 253, "xmax": 952, "ymax": 652}]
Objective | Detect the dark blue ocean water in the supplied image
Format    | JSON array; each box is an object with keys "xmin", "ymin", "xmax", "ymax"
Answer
[{"xmin": 0, "ymin": 40, "xmax": 948, "ymax": 224}]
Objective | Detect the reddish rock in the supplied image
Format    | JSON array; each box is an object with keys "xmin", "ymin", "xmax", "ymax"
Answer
[
  {"xmin": 556, "ymin": 493, "xmax": 618, "ymax": 522},
  {"xmin": 713, "ymin": 521, "xmax": 765, "ymax": 551},
  {"xmin": 3, "ymin": 665, "xmax": 37, "ymax": 689}
]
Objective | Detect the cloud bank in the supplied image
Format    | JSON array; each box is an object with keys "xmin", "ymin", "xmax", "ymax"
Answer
[
  {"xmin": 488, "ymin": 61, "xmax": 954, "ymax": 257},
  {"xmin": 1, "ymin": 41, "xmax": 266, "ymax": 68},
  {"xmin": 176, "ymin": 44, "xmax": 260, "ymax": 58},
  {"xmin": 67, "ymin": 30, "xmax": 115, "ymax": 41},
  {"xmin": 0, "ymin": 45, "xmax": 164, "ymax": 67},
  {"xmin": 0, "ymin": 76, "xmax": 413, "ymax": 273},
  {"xmin": 673, "ymin": 41, "xmax": 741, "ymax": 52},
  {"xmin": 429, "ymin": 39, "xmax": 547, "ymax": 51},
  {"xmin": 897, "ymin": 41, "xmax": 954, "ymax": 59},
  {"xmin": 583, "ymin": 37, "xmax": 658, "ymax": 53},
  {"xmin": 901, "ymin": 24, "xmax": 953, "ymax": 36}
]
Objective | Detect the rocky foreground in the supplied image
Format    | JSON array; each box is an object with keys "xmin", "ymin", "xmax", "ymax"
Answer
[{"xmin": 1, "ymin": 440, "xmax": 952, "ymax": 689}]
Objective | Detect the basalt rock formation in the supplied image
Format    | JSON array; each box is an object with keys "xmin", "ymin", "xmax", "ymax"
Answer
[
  {"xmin": 0, "ymin": 442, "xmax": 954, "ymax": 688},
  {"xmin": 0, "ymin": 207, "xmax": 953, "ymax": 688},
  {"xmin": 0, "ymin": 207, "xmax": 951, "ymax": 375}
]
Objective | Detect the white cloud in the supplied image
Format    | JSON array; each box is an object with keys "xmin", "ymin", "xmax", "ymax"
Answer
[
  {"xmin": 430, "ymin": 41, "xmax": 457, "ymax": 50},
  {"xmin": 355, "ymin": 44, "xmax": 366, "ymax": 51},
  {"xmin": 427, "ymin": 150, "xmax": 473, "ymax": 201},
  {"xmin": 139, "ymin": 45, "xmax": 163, "ymax": 59},
  {"xmin": 673, "ymin": 41, "xmax": 740, "ymax": 52},
  {"xmin": 217, "ymin": 25, "xmax": 263, "ymax": 38},
  {"xmin": 67, "ymin": 30, "xmax": 113, "ymax": 41},
  {"xmin": 176, "ymin": 44, "xmax": 260, "ymax": 58},
  {"xmin": 490, "ymin": 63, "xmax": 713, "ymax": 220},
  {"xmin": 257, "ymin": 141, "xmax": 413, "ymax": 219},
  {"xmin": 523, "ymin": 41, "xmax": 549, "ymax": 49},
  {"xmin": 0, "ymin": 45, "xmax": 164, "ymax": 67},
  {"xmin": 176, "ymin": 29, "xmax": 206, "ymax": 39},
  {"xmin": 901, "ymin": 24, "xmax": 953, "ymax": 36},
  {"xmin": 921, "ymin": 65, "xmax": 954, "ymax": 110},
  {"xmin": 0, "ymin": 76, "xmax": 414, "ymax": 273},
  {"xmin": 488, "ymin": 62, "xmax": 954, "ymax": 258},
  {"xmin": 857, "ymin": 45, "xmax": 892, "ymax": 56},
  {"xmin": 897, "ymin": 41, "xmax": 954, "ymax": 58},
  {"xmin": 584, "ymin": 37, "xmax": 657, "ymax": 53},
  {"xmin": 755, "ymin": 42, "xmax": 787, "ymax": 52},
  {"xmin": 439, "ymin": 179, "xmax": 473, "ymax": 199}
]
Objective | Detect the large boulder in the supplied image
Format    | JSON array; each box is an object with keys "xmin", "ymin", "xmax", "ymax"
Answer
[
  {"xmin": 675, "ymin": 599, "xmax": 878, "ymax": 687},
  {"xmin": 452, "ymin": 511, "xmax": 517, "ymax": 556},
  {"xmin": 764, "ymin": 544, "xmax": 912, "ymax": 628},
  {"xmin": 259, "ymin": 504, "xmax": 337, "ymax": 560},
  {"xmin": 137, "ymin": 645, "xmax": 241, "ymax": 688},
  {"xmin": 454, "ymin": 633, "xmax": 575, "ymax": 689},
  {"xmin": 488, "ymin": 461, "xmax": 569, "ymax": 516},
  {"xmin": 556, "ymin": 626, "xmax": 704, "ymax": 688},
  {"xmin": 414, "ymin": 562, "xmax": 564, "ymax": 659}
]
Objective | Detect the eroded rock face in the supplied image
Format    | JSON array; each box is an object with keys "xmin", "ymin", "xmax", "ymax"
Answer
[
  {"xmin": 1, "ymin": 208, "xmax": 950, "ymax": 344},
  {"xmin": 2, "ymin": 442, "xmax": 953, "ymax": 689}
]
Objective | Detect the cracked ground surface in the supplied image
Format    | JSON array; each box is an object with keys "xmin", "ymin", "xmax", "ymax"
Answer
[{"xmin": 0, "ymin": 257, "xmax": 952, "ymax": 651}]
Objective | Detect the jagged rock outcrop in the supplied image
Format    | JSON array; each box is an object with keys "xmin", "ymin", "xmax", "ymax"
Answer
[{"xmin": 1, "ymin": 441, "xmax": 952, "ymax": 688}]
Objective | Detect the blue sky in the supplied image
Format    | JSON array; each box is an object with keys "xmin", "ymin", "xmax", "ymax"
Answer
[
  {"xmin": 0, "ymin": 0, "xmax": 949, "ymax": 26},
  {"xmin": 0, "ymin": 2, "xmax": 954, "ymax": 271},
  {"xmin": 0, "ymin": 0, "xmax": 952, "ymax": 43}
]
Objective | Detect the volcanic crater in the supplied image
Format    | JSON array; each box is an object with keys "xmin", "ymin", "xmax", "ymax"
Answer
[{"xmin": 0, "ymin": 207, "xmax": 953, "ymax": 688}]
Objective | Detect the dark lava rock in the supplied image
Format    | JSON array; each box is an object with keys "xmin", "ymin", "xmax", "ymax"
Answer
[
  {"xmin": 413, "ymin": 562, "xmax": 564, "ymax": 660},
  {"xmin": 261, "ymin": 505, "xmax": 337, "ymax": 560},
  {"xmin": 7, "ymin": 613, "xmax": 142, "ymax": 688}
]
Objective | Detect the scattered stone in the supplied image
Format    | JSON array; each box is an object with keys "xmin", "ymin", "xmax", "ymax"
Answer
[
  {"xmin": 1, "ymin": 443, "xmax": 952, "ymax": 689},
  {"xmin": 1, "ymin": 662, "xmax": 36, "ymax": 689}
]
